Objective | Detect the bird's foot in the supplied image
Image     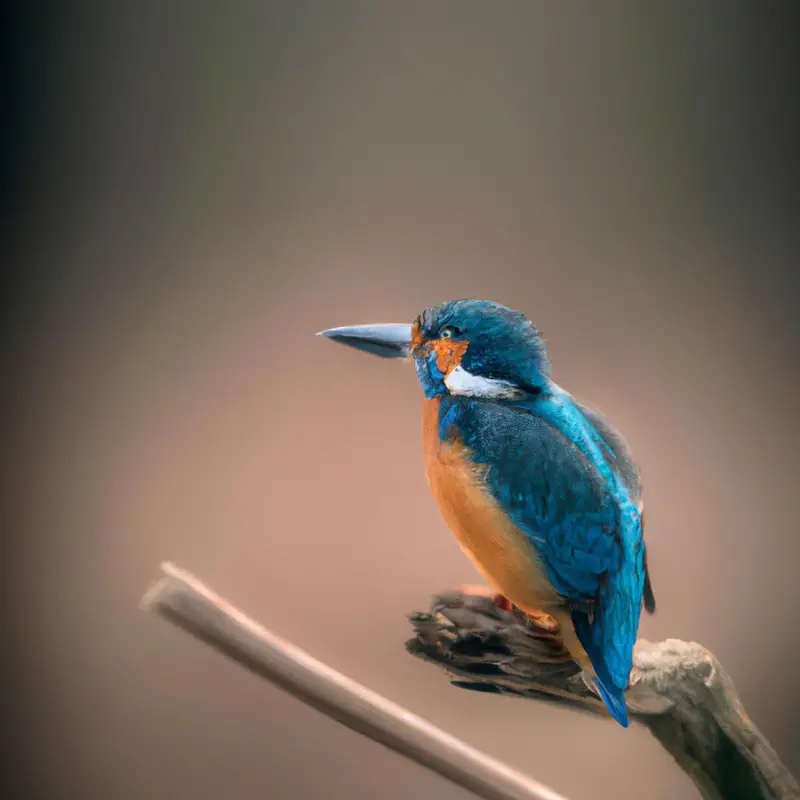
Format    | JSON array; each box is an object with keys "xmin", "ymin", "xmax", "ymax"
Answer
[
  {"xmin": 459, "ymin": 586, "xmax": 559, "ymax": 632},
  {"xmin": 460, "ymin": 584, "xmax": 513, "ymax": 611},
  {"xmin": 521, "ymin": 608, "xmax": 560, "ymax": 633}
]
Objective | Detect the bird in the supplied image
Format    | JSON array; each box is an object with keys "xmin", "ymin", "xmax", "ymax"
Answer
[{"xmin": 317, "ymin": 299, "xmax": 656, "ymax": 727}]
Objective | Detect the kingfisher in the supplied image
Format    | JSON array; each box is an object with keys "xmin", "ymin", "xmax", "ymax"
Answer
[{"xmin": 317, "ymin": 299, "xmax": 656, "ymax": 727}]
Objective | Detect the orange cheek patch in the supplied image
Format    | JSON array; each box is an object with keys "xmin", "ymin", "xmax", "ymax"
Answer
[{"xmin": 433, "ymin": 339, "xmax": 469, "ymax": 375}]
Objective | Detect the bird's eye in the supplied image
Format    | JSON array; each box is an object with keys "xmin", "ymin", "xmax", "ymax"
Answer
[{"xmin": 439, "ymin": 326, "xmax": 459, "ymax": 339}]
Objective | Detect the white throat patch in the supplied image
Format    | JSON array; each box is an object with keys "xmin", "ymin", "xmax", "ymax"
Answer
[{"xmin": 444, "ymin": 365, "xmax": 522, "ymax": 399}]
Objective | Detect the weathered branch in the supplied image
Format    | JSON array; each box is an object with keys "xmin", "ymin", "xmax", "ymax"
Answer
[
  {"xmin": 141, "ymin": 563, "xmax": 570, "ymax": 800},
  {"xmin": 406, "ymin": 591, "xmax": 800, "ymax": 800}
]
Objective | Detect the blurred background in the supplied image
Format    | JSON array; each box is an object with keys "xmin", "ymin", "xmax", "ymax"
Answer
[{"xmin": 4, "ymin": 2, "xmax": 799, "ymax": 799}]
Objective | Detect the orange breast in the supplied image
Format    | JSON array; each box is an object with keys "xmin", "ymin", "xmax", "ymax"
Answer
[{"xmin": 421, "ymin": 397, "xmax": 557, "ymax": 613}]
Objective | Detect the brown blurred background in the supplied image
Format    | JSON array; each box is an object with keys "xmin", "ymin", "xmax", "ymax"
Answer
[{"xmin": 5, "ymin": 2, "xmax": 799, "ymax": 799}]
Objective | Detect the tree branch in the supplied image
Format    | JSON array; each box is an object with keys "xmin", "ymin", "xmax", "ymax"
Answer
[{"xmin": 406, "ymin": 591, "xmax": 800, "ymax": 800}]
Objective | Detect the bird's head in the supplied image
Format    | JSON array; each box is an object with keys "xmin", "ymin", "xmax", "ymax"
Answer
[{"xmin": 317, "ymin": 299, "xmax": 551, "ymax": 400}]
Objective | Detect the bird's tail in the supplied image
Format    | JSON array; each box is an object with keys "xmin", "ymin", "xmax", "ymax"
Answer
[
  {"xmin": 589, "ymin": 671, "xmax": 629, "ymax": 728},
  {"xmin": 572, "ymin": 594, "xmax": 638, "ymax": 728}
]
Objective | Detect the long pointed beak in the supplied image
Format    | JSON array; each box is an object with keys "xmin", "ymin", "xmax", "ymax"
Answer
[{"xmin": 316, "ymin": 323, "xmax": 413, "ymax": 359}]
